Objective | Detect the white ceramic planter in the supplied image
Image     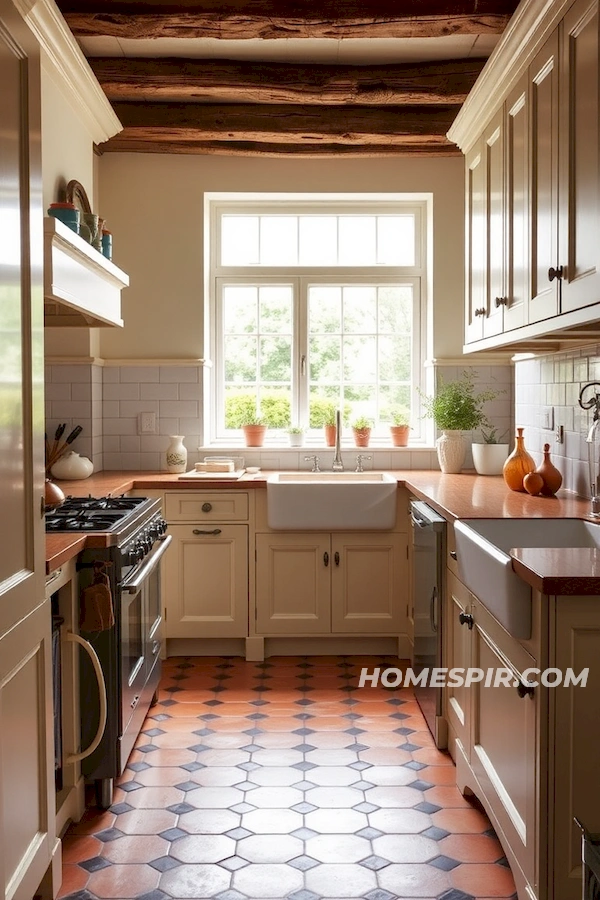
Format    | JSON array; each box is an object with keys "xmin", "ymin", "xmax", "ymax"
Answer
[
  {"xmin": 436, "ymin": 430, "xmax": 466, "ymax": 474},
  {"xmin": 472, "ymin": 442, "xmax": 510, "ymax": 476},
  {"xmin": 288, "ymin": 433, "xmax": 304, "ymax": 447}
]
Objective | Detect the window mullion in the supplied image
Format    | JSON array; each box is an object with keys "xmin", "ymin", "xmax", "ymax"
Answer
[{"xmin": 297, "ymin": 278, "xmax": 309, "ymax": 429}]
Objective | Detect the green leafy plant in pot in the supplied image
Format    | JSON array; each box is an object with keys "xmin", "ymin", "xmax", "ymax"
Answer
[
  {"xmin": 389, "ymin": 406, "xmax": 411, "ymax": 447},
  {"xmin": 420, "ymin": 371, "xmax": 500, "ymax": 473},
  {"xmin": 240, "ymin": 411, "xmax": 267, "ymax": 447},
  {"xmin": 351, "ymin": 415, "xmax": 373, "ymax": 448}
]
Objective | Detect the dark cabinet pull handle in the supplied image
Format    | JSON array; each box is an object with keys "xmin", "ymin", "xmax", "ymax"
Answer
[
  {"xmin": 459, "ymin": 612, "xmax": 474, "ymax": 629},
  {"xmin": 131, "ymin": 694, "xmax": 140, "ymax": 709},
  {"xmin": 548, "ymin": 265, "xmax": 564, "ymax": 282},
  {"xmin": 334, "ymin": 551, "xmax": 340, "ymax": 566},
  {"xmin": 516, "ymin": 681, "xmax": 535, "ymax": 699},
  {"xmin": 474, "ymin": 307, "xmax": 486, "ymax": 317},
  {"xmin": 201, "ymin": 502, "xmax": 213, "ymax": 512},
  {"xmin": 495, "ymin": 296, "xmax": 508, "ymax": 307},
  {"xmin": 324, "ymin": 552, "xmax": 329, "ymax": 567},
  {"xmin": 450, "ymin": 550, "xmax": 457, "ymax": 560},
  {"xmin": 193, "ymin": 528, "xmax": 222, "ymax": 535}
]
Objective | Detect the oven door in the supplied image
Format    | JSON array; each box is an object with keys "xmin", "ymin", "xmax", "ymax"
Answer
[{"xmin": 119, "ymin": 535, "xmax": 171, "ymax": 767}]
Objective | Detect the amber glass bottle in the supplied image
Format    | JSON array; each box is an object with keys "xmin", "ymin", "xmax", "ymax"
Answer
[{"xmin": 503, "ymin": 427, "xmax": 536, "ymax": 492}]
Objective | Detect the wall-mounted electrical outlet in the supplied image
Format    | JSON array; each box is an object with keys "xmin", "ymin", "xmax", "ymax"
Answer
[
  {"xmin": 542, "ymin": 407, "xmax": 554, "ymax": 429},
  {"xmin": 138, "ymin": 411, "xmax": 156, "ymax": 434}
]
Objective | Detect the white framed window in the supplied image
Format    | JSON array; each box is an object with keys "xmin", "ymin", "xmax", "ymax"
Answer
[{"xmin": 207, "ymin": 195, "xmax": 430, "ymax": 445}]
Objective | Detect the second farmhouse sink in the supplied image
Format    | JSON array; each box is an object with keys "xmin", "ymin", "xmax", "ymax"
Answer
[
  {"xmin": 454, "ymin": 518, "xmax": 600, "ymax": 639},
  {"xmin": 266, "ymin": 471, "xmax": 398, "ymax": 530}
]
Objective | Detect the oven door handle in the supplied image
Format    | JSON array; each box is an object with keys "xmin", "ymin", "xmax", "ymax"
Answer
[
  {"xmin": 64, "ymin": 632, "xmax": 107, "ymax": 764},
  {"xmin": 120, "ymin": 534, "xmax": 172, "ymax": 594}
]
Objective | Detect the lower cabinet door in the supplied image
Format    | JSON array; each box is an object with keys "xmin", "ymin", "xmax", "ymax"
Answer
[
  {"xmin": 255, "ymin": 533, "xmax": 331, "ymax": 634},
  {"xmin": 470, "ymin": 604, "xmax": 537, "ymax": 891},
  {"xmin": 330, "ymin": 533, "xmax": 407, "ymax": 633},
  {"xmin": 165, "ymin": 524, "xmax": 249, "ymax": 638},
  {"xmin": 445, "ymin": 571, "xmax": 473, "ymax": 759}
]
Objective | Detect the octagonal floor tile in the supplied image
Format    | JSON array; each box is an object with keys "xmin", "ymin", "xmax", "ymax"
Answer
[
  {"xmin": 234, "ymin": 862, "xmax": 303, "ymax": 898},
  {"xmin": 237, "ymin": 834, "xmax": 304, "ymax": 863}
]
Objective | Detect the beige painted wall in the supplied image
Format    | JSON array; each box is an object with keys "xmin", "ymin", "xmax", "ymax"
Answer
[
  {"xmin": 40, "ymin": 53, "xmax": 96, "ymax": 211},
  {"xmin": 97, "ymin": 153, "xmax": 465, "ymax": 360}
]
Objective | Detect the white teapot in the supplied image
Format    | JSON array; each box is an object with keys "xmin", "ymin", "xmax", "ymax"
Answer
[{"xmin": 50, "ymin": 451, "xmax": 94, "ymax": 480}]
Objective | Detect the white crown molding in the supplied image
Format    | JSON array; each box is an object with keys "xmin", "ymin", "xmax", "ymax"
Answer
[
  {"xmin": 45, "ymin": 356, "xmax": 103, "ymax": 365},
  {"xmin": 448, "ymin": 0, "xmax": 574, "ymax": 152},
  {"xmin": 17, "ymin": 0, "xmax": 121, "ymax": 144},
  {"xmin": 425, "ymin": 356, "xmax": 515, "ymax": 367},
  {"xmin": 102, "ymin": 359, "xmax": 211, "ymax": 367}
]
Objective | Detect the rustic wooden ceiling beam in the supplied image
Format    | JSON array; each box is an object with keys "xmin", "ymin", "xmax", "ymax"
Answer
[
  {"xmin": 91, "ymin": 57, "xmax": 485, "ymax": 106},
  {"xmin": 58, "ymin": 0, "xmax": 519, "ymax": 40},
  {"xmin": 100, "ymin": 137, "xmax": 460, "ymax": 156},
  {"xmin": 110, "ymin": 101, "xmax": 459, "ymax": 145}
]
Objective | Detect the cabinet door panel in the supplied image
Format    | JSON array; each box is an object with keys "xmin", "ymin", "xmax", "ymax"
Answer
[
  {"xmin": 484, "ymin": 112, "xmax": 505, "ymax": 339},
  {"xmin": 529, "ymin": 30, "xmax": 559, "ymax": 323},
  {"xmin": 165, "ymin": 524, "xmax": 248, "ymax": 637},
  {"xmin": 444, "ymin": 571, "xmax": 472, "ymax": 757},
  {"xmin": 505, "ymin": 77, "xmax": 529, "ymax": 331},
  {"xmin": 560, "ymin": 0, "xmax": 600, "ymax": 314},
  {"xmin": 552, "ymin": 596, "xmax": 600, "ymax": 900},
  {"xmin": 331, "ymin": 533, "xmax": 407, "ymax": 634},
  {"xmin": 255, "ymin": 533, "xmax": 330, "ymax": 634},
  {"xmin": 471, "ymin": 617, "xmax": 537, "ymax": 887},
  {"xmin": 465, "ymin": 139, "xmax": 486, "ymax": 343}
]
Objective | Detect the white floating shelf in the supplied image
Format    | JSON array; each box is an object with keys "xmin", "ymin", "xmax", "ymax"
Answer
[{"xmin": 44, "ymin": 217, "xmax": 129, "ymax": 327}]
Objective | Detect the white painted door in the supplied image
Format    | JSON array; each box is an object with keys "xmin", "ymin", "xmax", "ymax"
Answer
[
  {"xmin": 504, "ymin": 74, "xmax": 529, "ymax": 331},
  {"xmin": 165, "ymin": 524, "xmax": 249, "ymax": 638},
  {"xmin": 0, "ymin": 3, "xmax": 55, "ymax": 899},
  {"xmin": 483, "ymin": 110, "xmax": 505, "ymax": 339}
]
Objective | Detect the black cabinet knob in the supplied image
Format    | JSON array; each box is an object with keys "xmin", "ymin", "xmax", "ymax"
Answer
[
  {"xmin": 459, "ymin": 612, "xmax": 474, "ymax": 629},
  {"xmin": 548, "ymin": 265, "xmax": 564, "ymax": 282}
]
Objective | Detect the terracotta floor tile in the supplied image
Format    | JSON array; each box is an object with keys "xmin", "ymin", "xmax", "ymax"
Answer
[
  {"xmin": 433, "ymin": 805, "xmax": 492, "ymax": 833},
  {"xmin": 56, "ymin": 864, "xmax": 88, "ymax": 898},
  {"xmin": 440, "ymin": 832, "xmax": 505, "ymax": 863},
  {"xmin": 100, "ymin": 834, "xmax": 169, "ymax": 863},
  {"xmin": 60, "ymin": 834, "xmax": 101, "ymax": 865},
  {"xmin": 59, "ymin": 655, "xmax": 516, "ymax": 900},
  {"xmin": 451, "ymin": 861, "xmax": 519, "ymax": 896},
  {"xmin": 87, "ymin": 863, "xmax": 159, "ymax": 899}
]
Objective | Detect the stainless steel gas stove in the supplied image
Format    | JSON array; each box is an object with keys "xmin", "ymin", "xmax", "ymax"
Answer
[{"xmin": 46, "ymin": 494, "xmax": 171, "ymax": 808}]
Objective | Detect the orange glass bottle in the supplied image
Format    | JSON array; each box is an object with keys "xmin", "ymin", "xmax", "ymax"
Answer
[{"xmin": 503, "ymin": 427, "xmax": 536, "ymax": 492}]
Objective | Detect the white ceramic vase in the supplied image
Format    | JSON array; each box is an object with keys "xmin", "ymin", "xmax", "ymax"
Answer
[
  {"xmin": 166, "ymin": 435, "xmax": 187, "ymax": 473},
  {"xmin": 50, "ymin": 451, "xmax": 94, "ymax": 480},
  {"xmin": 472, "ymin": 442, "xmax": 510, "ymax": 476},
  {"xmin": 436, "ymin": 430, "xmax": 466, "ymax": 474}
]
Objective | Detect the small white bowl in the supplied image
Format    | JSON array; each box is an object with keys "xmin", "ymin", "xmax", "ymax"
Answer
[{"xmin": 246, "ymin": 466, "xmax": 261, "ymax": 474}]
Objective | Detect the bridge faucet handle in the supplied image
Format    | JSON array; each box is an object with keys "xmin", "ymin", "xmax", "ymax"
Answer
[
  {"xmin": 355, "ymin": 454, "xmax": 372, "ymax": 473},
  {"xmin": 304, "ymin": 455, "xmax": 321, "ymax": 473}
]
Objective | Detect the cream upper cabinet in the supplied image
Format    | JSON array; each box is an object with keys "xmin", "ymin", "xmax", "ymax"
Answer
[
  {"xmin": 559, "ymin": 0, "xmax": 600, "ymax": 314},
  {"xmin": 454, "ymin": 0, "xmax": 600, "ymax": 351},
  {"xmin": 529, "ymin": 29, "xmax": 560, "ymax": 324}
]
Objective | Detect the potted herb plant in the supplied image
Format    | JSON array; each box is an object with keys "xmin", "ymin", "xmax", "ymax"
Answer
[
  {"xmin": 389, "ymin": 406, "xmax": 411, "ymax": 447},
  {"xmin": 241, "ymin": 412, "xmax": 267, "ymax": 447},
  {"xmin": 352, "ymin": 415, "xmax": 373, "ymax": 448},
  {"xmin": 472, "ymin": 426, "xmax": 510, "ymax": 476},
  {"xmin": 420, "ymin": 371, "xmax": 500, "ymax": 473},
  {"xmin": 287, "ymin": 426, "xmax": 304, "ymax": 447}
]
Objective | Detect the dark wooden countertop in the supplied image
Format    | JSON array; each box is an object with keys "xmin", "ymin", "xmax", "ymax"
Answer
[{"xmin": 46, "ymin": 470, "xmax": 600, "ymax": 594}]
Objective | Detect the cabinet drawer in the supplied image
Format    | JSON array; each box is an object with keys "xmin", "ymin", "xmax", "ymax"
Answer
[{"xmin": 165, "ymin": 491, "xmax": 249, "ymax": 522}]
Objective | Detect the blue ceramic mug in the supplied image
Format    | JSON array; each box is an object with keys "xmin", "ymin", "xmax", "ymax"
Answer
[{"xmin": 48, "ymin": 203, "xmax": 80, "ymax": 234}]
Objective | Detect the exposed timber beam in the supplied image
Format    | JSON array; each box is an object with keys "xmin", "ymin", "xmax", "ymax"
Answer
[
  {"xmin": 90, "ymin": 57, "xmax": 485, "ymax": 106},
  {"xmin": 99, "ymin": 137, "xmax": 460, "ymax": 156},
  {"xmin": 58, "ymin": 0, "xmax": 519, "ymax": 40},
  {"xmin": 109, "ymin": 102, "xmax": 460, "ymax": 146}
]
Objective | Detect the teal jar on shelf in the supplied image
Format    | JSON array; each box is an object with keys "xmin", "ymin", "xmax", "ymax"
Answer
[{"xmin": 101, "ymin": 229, "xmax": 112, "ymax": 260}]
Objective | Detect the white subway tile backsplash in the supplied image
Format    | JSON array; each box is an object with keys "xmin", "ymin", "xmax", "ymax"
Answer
[
  {"xmin": 102, "ymin": 367, "xmax": 120, "ymax": 383},
  {"xmin": 71, "ymin": 383, "xmax": 92, "ymax": 402},
  {"xmin": 178, "ymin": 383, "xmax": 202, "ymax": 400},
  {"xmin": 120, "ymin": 366, "xmax": 160, "ymax": 383},
  {"xmin": 140, "ymin": 382, "xmax": 178, "ymax": 400},
  {"xmin": 178, "ymin": 417, "xmax": 203, "ymax": 435},
  {"xmin": 158, "ymin": 400, "xmax": 199, "ymax": 418},
  {"xmin": 159, "ymin": 366, "xmax": 198, "ymax": 383},
  {"xmin": 103, "ymin": 435, "xmax": 120, "ymax": 453},
  {"xmin": 51, "ymin": 365, "xmax": 91, "ymax": 383},
  {"xmin": 104, "ymin": 382, "xmax": 140, "ymax": 400},
  {"xmin": 51, "ymin": 400, "xmax": 93, "ymax": 419},
  {"xmin": 140, "ymin": 452, "xmax": 161, "ymax": 470},
  {"xmin": 158, "ymin": 417, "xmax": 179, "ymax": 435},
  {"xmin": 45, "ymin": 383, "xmax": 72, "ymax": 401},
  {"xmin": 102, "ymin": 401, "xmax": 120, "ymax": 418},
  {"xmin": 103, "ymin": 417, "xmax": 138, "ymax": 436},
  {"xmin": 119, "ymin": 399, "xmax": 160, "ymax": 417},
  {"xmin": 120, "ymin": 435, "xmax": 141, "ymax": 452}
]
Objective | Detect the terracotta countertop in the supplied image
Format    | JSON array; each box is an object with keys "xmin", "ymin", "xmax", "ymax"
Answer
[{"xmin": 46, "ymin": 469, "xmax": 600, "ymax": 594}]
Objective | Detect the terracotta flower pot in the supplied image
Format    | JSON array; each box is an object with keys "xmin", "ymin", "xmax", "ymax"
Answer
[
  {"xmin": 324, "ymin": 424, "xmax": 336, "ymax": 447},
  {"xmin": 353, "ymin": 427, "xmax": 371, "ymax": 448},
  {"xmin": 390, "ymin": 425, "xmax": 410, "ymax": 447},
  {"xmin": 242, "ymin": 424, "xmax": 267, "ymax": 447}
]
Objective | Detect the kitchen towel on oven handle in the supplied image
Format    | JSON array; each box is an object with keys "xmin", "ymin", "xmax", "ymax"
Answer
[{"xmin": 80, "ymin": 561, "xmax": 115, "ymax": 632}]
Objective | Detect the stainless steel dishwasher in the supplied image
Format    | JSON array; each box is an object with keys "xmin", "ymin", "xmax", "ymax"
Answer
[{"xmin": 410, "ymin": 499, "xmax": 447, "ymax": 748}]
